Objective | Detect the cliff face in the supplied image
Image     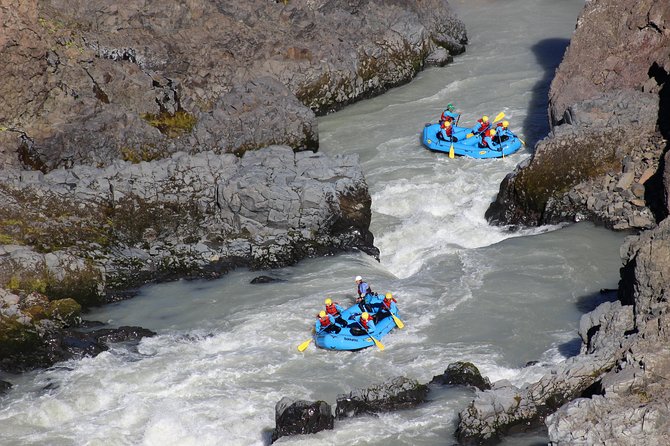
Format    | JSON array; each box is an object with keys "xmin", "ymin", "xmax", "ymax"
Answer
[
  {"xmin": 0, "ymin": 0, "xmax": 466, "ymax": 171},
  {"xmin": 548, "ymin": 0, "xmax": 670, "ymax": 128},
  {"xmin": 486, "ymin": 0, "xmax": 670, "ymax": 230},
  {"xmin": 463, "ymin": 1, "xmax": 670, "ymax": 444}
]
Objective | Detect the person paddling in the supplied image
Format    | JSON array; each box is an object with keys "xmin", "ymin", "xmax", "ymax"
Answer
[
  {"xmin": 437, "ymin": 120, "xmax": 458, "ymax": 142},
  {"xmin": 478, "ymin": 128, "xmax": 497, "ymax": 149},
  {"xmin": 324, "ymin": 298, "xmax": 347, "ymax": 326},
  {"xmin": 315, "ymin": 310, "xmax": 341, "ymax": 334},
  {"xmin": 439, "ymin": 103, "xmax": 459, "ymax": 125},
  {"xmin": 494, "ymin": 120, "xmax": 513, "ymax": 143},
  {"xmin": 357, "ymin": 312, "xmax": 376, "ymax": 333},
  {"xmin": 355, "ymin": 275, "xmax": 374, "ymax": 312},
  {"xmin": 471, "ymin": 115, "xmax": 491, "ymax": 136},
  {"xmin": 376, "ymin": 293, "xmax": 398, "ymax": 321}
]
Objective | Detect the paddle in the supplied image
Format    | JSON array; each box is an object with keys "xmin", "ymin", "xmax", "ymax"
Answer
[
  {"xmin": 391, "ymin": 313, "xmax": 404, "ymax": 329},
  {"xmin": 364, "ymin": 328, "xmax": 385, "ymax": 351},
  {"xmin": 297, "ymin": 338, "xmax": 312, "ymax": 352},
  {"xmin": 449, "ymin": 140, "xmax": 455, "ymax": 159}
]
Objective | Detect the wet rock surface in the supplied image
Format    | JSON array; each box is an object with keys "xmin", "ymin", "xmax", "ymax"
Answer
[
  {"xmin": 429, "ymin": 361, "xmax": 491, "ymax": 391},
  {"xmin": 335, "ymin": 376, "xmax": 429, "ymax": 418},
  {"xmin": 271, "ymin": 397, "xmax": 334, "ymax": 443}
]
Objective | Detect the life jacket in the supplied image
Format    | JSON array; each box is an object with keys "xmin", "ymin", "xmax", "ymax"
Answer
[
  {"xmin": 318, "ymin": 315, "xmax": 331, "ymax": 327},
  {"xmin": 360, "ymin": 317, "xmax": 370, "ymax": 330},
  {"xmin": 382, "ymin": 297, "xmax": 397, "ymax": 310},
  {"xmin": 476, "ymin": 119, "xmax": 490, "ymax": 133},
  {"xmin": 442, "ymin": 123, "xmax": 453, "ymax": 137},
  {"xmin": 326, "ymin": 304, "xmax": 339, "ymax": 315},
  {"xmin": 485, "ymin": 128, "xmax": 496, "ymax": 138}
]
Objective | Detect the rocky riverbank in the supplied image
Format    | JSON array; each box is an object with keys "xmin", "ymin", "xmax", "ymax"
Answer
[
  {"xmin": 0, "ymin": 0, "xmax": 467, "ymax": 374},
  {"xmin": 462, "ymin": 0, "xmax": 670, "ymax": 444}
]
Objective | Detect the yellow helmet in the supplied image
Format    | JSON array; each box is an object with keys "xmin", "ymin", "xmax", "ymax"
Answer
[
  {"xmin": 489, "ymin": 129, "xmax": 496, "ymax": 135},
  {"xmin": 325, "ymin": 298, "xmax": 332, "ymax": 305},
  {"xmin": 444, "ymin": 120, "xmax": 451, "ymax": 126},
  {"xmin": 385, "ymin": 293, "xmax": 393, "ymax": 300},
  {"xmin": 482, "ymin": 115, "xmax": 489, "ymax": 122},
  {"xmin": 361, "ymin": 312, "xmax": 370, "ymax": 320},
  {"xmin": 502, "ymin": 120, "xmax": 509, "ymax": 127},
  {"xmin": 319, "ymin": 310, "xmax": 326, "ymax": 318}
]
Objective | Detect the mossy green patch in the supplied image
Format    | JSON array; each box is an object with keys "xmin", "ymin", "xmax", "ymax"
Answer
[
  {"xmin": 0, "ymin": 315, "xmax": 41, "ymax": 357},
  {"xmin": 47, "ymin": 298, "xmax": 82, "ymax": 326},
  {"xmin": 142, "ymin": 110, "xmax": 197, "ymax": 138}
]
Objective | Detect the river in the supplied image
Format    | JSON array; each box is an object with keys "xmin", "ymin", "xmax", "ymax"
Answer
[{"xmin": 0, "ymin": 0, "xmax": 624, "ymax": 445}]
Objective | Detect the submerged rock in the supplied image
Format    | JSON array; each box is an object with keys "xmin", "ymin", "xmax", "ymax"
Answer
[{"xmin": 271, "ymin": 397, "xmax": 334, "ymax": 443}]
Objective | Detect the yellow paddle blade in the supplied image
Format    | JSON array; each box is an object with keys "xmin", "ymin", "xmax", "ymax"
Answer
[
  {"xmin": 369, "ymin": 335, "xmax": 385, "ymax": 351},
  {"xmin": 466, "ymin": 133, "xmax": 473, "ymax": 138},
  {"xmin": 391, "ymin": 314, "xmax": 405, "ymax": 329},
  {"xmin": 519, "ymin": 138, "xmax": 526, "ymax": 146},
  {"xmin": 297, "ymin": 338, "xmax": 312, "ymax": 352},
  {"xmin": 493, "ymin": 112, "xmax": 505, "ymax": 123},
  {"xmin": 449, "ymin": 143, "xmax": 455, "ymax": 159}
]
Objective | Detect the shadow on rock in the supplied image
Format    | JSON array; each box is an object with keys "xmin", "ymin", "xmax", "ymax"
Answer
[{"xmin": 523, "ymin": 38, "xmax": 571, "ymax": 149}]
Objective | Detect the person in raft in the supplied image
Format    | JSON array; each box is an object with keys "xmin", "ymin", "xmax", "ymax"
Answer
[
  {"xmin": 494, "ymin": 120, "xmax": 514, "ymax": 143},
  {"xmin": 315, "ymin": 310, "xmax": 341, "ymax": 334},
  {"xmin": 375, "ymin": 293, "xmax": 398, "ymax": 321},
  {"xmin": 478, "ymin": 128, "xmax": 497, "ymax": 149},
  {"xmin": 355, "ymin": 275, "xmax": 375, "ymax": 312},
  {"xmin": 324, "ymin": 297, "xmax": 347, "ymax": 327},
  {"xmin": 350, "ymin": 311, "xmax": 376, "ymax": 336},
  {"xmin": 439, "ymin": 103, "xmax": 459, "ymax": 125},
  {"xmin": 471, "ymin": 115, "xmax": 491, "ymax": 136},
  {"xmin": 436, "ymin": 120, "xmax": 458, "ymax": 142}
]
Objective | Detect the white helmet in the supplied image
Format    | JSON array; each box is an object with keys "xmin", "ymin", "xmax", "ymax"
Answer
[{"xmin": 355, "ymin": 275, "xmax": 363, "ymax": 282}]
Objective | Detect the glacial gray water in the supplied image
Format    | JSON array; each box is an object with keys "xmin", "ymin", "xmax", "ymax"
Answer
[{"xmin": 0, "ymin": 0, "xmax": 624, "ymax": 445}]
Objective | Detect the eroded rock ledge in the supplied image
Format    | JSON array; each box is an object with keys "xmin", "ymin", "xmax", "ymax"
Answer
[{"xmin": 0, "ymin": 146, "xmax": 376, "ymax": 303}]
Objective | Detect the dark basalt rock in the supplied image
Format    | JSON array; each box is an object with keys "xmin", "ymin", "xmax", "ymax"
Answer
[
  {"xmin": 429, "ymin": 361, "xmax": 491, "ymax": 391},
  {"xmin": 335, "ymin": 376, "xmax": 428, "ymax": 419},
  {"xmin": 271, "ymin": 397, "xmax": 334, "ymax": 443},
  {"xmin": 0, "ymin": 380, "xmax": 12, "ymax": 395},
  {"xmin": 0, "ymin": 325, "xmax": 156, "ymax": 374},
  {"xmin": 250, "ymin": 276, "xmax": 283, "ymax": 284}
]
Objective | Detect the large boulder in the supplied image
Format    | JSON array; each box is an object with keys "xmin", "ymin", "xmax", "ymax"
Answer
[
  {"xmin": 271, "ymin": 397, "xmax": 334, "ymax": 443},
  {"xmin": 335, "ymin": 376, "xmax": 428, "ymax": 418},
  {"xmin": 429, "ymin": 361, "xmax": 491, "ymax": 391}
]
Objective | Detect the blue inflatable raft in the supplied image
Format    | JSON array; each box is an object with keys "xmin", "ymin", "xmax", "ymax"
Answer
[
  {"xmin": 421, "ymin": 123, "xmax": 522, "ymax": 159},
  {"xmin": 314, "ymin": 298, "xmax": 401, "ymax": 351}
]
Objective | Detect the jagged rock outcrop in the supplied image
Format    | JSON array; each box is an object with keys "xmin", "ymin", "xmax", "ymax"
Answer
[
  {"xmin": 486, "ymin": 0, "xmax": 670, "ymax": 229},
  {"xmin": 0, "ymin": 0, "xmax": 466, "ymax": 170},
  {"xmin": 548, "ymin": 0, "xmax": 670, "ymax": 129},
  {"xmin": 0, "ymin": 146, "xmax": 377, "ymax": 299},
  {"xmin": 335, "ymin": 376, "xmax": 428, "ymax": 418},
  {"xmin": 429, "ymin": 361, "xmax": 491, "ymax": 391},
  {"xmin": 0, "ymin": 287, "xmax": 155, "ymax": 372},
  {"xmin": 486, "ymin": 89, "xmax": 665, "ymax": 229},
  {"xmin": 271, "ymin": 397, "xmax": 334, "ymax": 443}
]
